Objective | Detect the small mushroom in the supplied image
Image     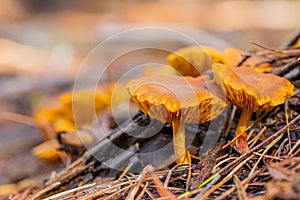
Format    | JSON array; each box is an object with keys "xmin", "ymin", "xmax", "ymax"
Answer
[
  {"xmin": 127, "ymin": 75, "xmax": 228, "ymax": 164},
  {"xmin": 34, "ymin": 104, "xmax": 76, "ymax": 139},
  {"xmin": 31, "ymin": 139, "xmax": 62, "ymax": 162},
  {"xmin": 223, "ymin": 47, "xmax": 272, "ymax": 73},
  {"xmin": 167, "ymin": 46, "xmax": 225, "ymax": 77},
  {"xmin": 222, "ymin": 47, "xmax": 244, "ymax": 66},
  {"xmin": 212, "ymin": 64, "xmax": 294, "ymax": 153}
]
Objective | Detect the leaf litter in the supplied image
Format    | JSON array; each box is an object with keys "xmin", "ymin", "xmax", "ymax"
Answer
[{"xmin": 5, "ymin": 31, "xmax": 300, "ymax": 200}]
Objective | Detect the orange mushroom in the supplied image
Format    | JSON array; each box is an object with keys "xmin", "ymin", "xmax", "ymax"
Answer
[
  {"xmin": 223, "ymin": 47, "xmax": 272, "ymax": 73},
  {"xmin": 33, "ymin": 82, "xmax": 118, "ymax": 162},
  {"xmin": 167, "ymin": 46, "xmax": 225, "ymax": 77},
  {"xmin": 223, "ymin": 47, "xmax": 244, "ymax": 66},
  {"xmin": 34, "ymin": 104, "xmax": 76, "ymax": 139},
  {"xmin": 127, "ymin": 75, "xmax": 228, "ymax": 164},
  {"xmin": 31, "ymin": 139, "xmax": 62, "ymax": 162},
  {"xmin": 212, "ymin": 64, "xmax": 294, "ymax": 153}
]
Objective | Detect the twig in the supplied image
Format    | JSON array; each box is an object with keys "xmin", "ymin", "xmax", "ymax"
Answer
[
  {"xmin": 215, "ymin": 168, "xmax": 263, "ymax": 200},
  {"xmin": 288, "ymin": 139, "xmax": 300, "ymax": 157},
  {"xmin": 285, "ymin": 101, "xmax": 292, "ymax": 153},
  {"xmin": 43, "ymin": 183, "xmax": 95, "ymax": 200},
  {"xmin": 282, "ymin": 29, "xmax": 300, "ymax": 48},
  {"xmin": 291, "ymin": 147, "xmax": 300, "ymax": 158},
  {"xmin": 252, "ymin": 152, "xmax": 284, "ymax": 161},
  {"xmin": 198, "ymin": 114, "xmax": 300, "ymax": 199},
  {"xmin": 125, "ymin": 166, "xmax": 149, "ymax": 200},
  {"xmin": 275, "ymin": 138, "xmax": 288, "ymax": 157},
  {"xmin": 178, "ymin": 174, "xmax": 221, "ymax": 199},
  {"xmin": 212, "ymin": 157, "xmax": 238, "ymax": 173},
  {"xmin": 104, "ymin": 184, "xmax": 132, "ymax": 200},
  {"xmin": 190, "ymin": 154, "xmax": 202, "ymax": 161},
  {"xmin": 45, "ymin": 112, "xmax": 164, "ymax": 188},
  {"xmin": 257, "ymin": 48, "xmax": 300, "ymax": 56},
  {"xmin": 119, "ymin": 163, "xmax": 134, "ymax": 180},
  {"xmin": 164, "ymin": 164, "xmax": 187, "ymax": 188},
  {"xmin": 85, "ymin": 179, "xmax": 136, "ymax": 200},
  {"xmin": 145, "ymin": 189, "xmax": 155, "ymax": 199},
  {"xmin": 220, "ymin": 114, "xmax": 300, "ymax": 176},
  {"xmin": 233, "ymin": 175, "xmax": 247, "ymax": 200},
  {"xmin": 193, "ymin": 174, "xmax": 220, "ymax": 199},
  {"xmin": 237, "ymin": 55, "xmax": 250, "ymax": 67},
  {"xmin": 249, "ymin": 133, "xmax": 283, "ymax": 177},
  {"xmin": 0, "ymin": 111, "xmax": 37, "ymax": 127},
  {"xmin": 197, "ymin": 155, "xmax": 254, "ymax": 200},
  {"xmin": 250, "ymin": 41, "xmax": 282, "ymax": 53},
  {"xmin": 275, "ymin": 57, "xmax": 300, "ymax": 77},
  {"xmin": 27, "ymin": 182, "xmax": 61, "ymax": 200},
  {"xmin": 247, "ymin": 129, "xmax": 255, "ymax": 141},
  {"xmin": 224, "ymin": 106, "xmax": 237, "ymax": 136},
  {"xmin": 191, "ymin": 139, "xmax": 226, "ymax": 190},
  {"xmin": 248, "ymin": 127, "xmax": 266, "ymax": 149},
  {"xmin": 9, "ymin": 186, "xmax": 38, "ymax": 200},
  {"xmin": 223, "ymin": 109, "xmax": 272, "ymax": 149},
  {"xmin": 135, "ymin": 182, "xmax": 149, "ymax": 200},
  {"xmin": 198, "ymin": 174, "xmax": 220, "ymax": 189},
  {"xmin": 125, "ymin": 176, "xmax": 143, "ymax": 200}
]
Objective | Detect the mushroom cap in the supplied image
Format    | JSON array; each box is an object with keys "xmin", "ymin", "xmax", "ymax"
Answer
[
  {"xmin": 223, "ymin": 47, "xmax": 272, "ymax": 73},
  {"xmin": 59, "ymin": 82, "xmax": 116, "ymax": 127},
  {"xmin": 167, "ymin": 46, "xmax": 225, "ymax": 77},
  {"xmin": 127, "ymin": 75, "xmax": 228, "ymax": 123},
  {"xmin": 32, "ymin": 140, "xmax": 61, "ymax": 162},
  {"xmin": 212, "ymin": 64, "xmax": 294, "ymax": 112},
  {"xmin": 223, "ymin": 47, "xmax": 243, "ymax": 66}
]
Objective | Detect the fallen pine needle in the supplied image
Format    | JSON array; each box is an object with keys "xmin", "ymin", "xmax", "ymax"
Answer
[
  {"xmin": 27, "ymin": 182, "xmax": 61, "ymax": 200},
  {"xmin": 199, "ymin": 174, "xmax": 219, "ymax": 188},
  {"xmin": 135, "ymin": 182, "xmax": 149, "ymax": 200},
  {"xmin": 249, "ymin": 133, "xmax": 283, "ymax": 177},
  {"xmin": 215, "ymin": 169, "xmax": 262, "ymax": 200},
  {"xmin": 0, "ymin": 111, "xmax": 36, "ymax": 127},
  {"xmin": 44, "ymin": 183, "xmax": 95, "ymax": 200},
  {"xmin": 119, "ymin": 163, "xmax": 134, "ymax": 180},
  {"xmin": 234, "ymin": 175, "xmax": 247, "ymax": 200},
  {"xmin": 164, "ymin": 164, "xmax": 188, "ymax": 188},
  {"xmin": 198, "ymin": 155, "xmax": 254, "ymax": 200},
  {"xmin": 219, "ymin": 114, "xmax": 300, "ymax": 177},
  {"xmin": 178, "ymin": 174, "xmax": 220, "ymax": 199}
]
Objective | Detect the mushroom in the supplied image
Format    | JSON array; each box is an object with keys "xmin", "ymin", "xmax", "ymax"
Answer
[
  {"xmin": 59, "ymin": 82, "xmax": 118, "ymax": 129},
  {"xmin": 223, "ymin": 47, "xmax": 272, "ymax": 73},
  {"xmin": 34, "ymin": 89, "xmax": 111, "ymax": 137},
  {"xmin": 222, "ymin": 47, "xmax": 244, "ymax": 66},
  {"xmin": 34, "ymin": 104, "xmax": 76, "ymax": 139},
  {"xmin": 127, "ymin": 75, "xmax": 228, "ymax": 164},
  {"xmin": 212, "ymin": 64, "xmax": 294, "ymax": 153},
  {"xmin": 31, "ymin": 139, "xmax": 62, "ymax": 162},
  {"xmin": 33, "ymin": 82, "xmax": 118, "ymax": 162},
  {"xmin": 167, "ymin": 46, "xmax": 225, "ymax": 77}
]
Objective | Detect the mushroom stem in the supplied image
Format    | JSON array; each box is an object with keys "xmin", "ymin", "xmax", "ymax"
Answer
[
  {"xmin": 235, "ymin": 109, "xmax": 252, "ymax": 153},
  {"xmin": 172, "ymin": 118, "xmax": 189, "ymax": 164}
]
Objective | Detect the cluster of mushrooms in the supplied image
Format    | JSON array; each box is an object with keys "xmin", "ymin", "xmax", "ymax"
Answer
[
  {"xmin": 126, "ymin": 46, "xmax": 294, "ymax": 164},
  {"xmin": 33, "ymin": 83, "xmax": 118, "ymax": 161}
]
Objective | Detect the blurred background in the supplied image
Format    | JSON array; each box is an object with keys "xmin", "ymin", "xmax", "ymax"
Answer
[{"xmin": 0, "ymin": 0, "xmax": 299, "ymax": 196}]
